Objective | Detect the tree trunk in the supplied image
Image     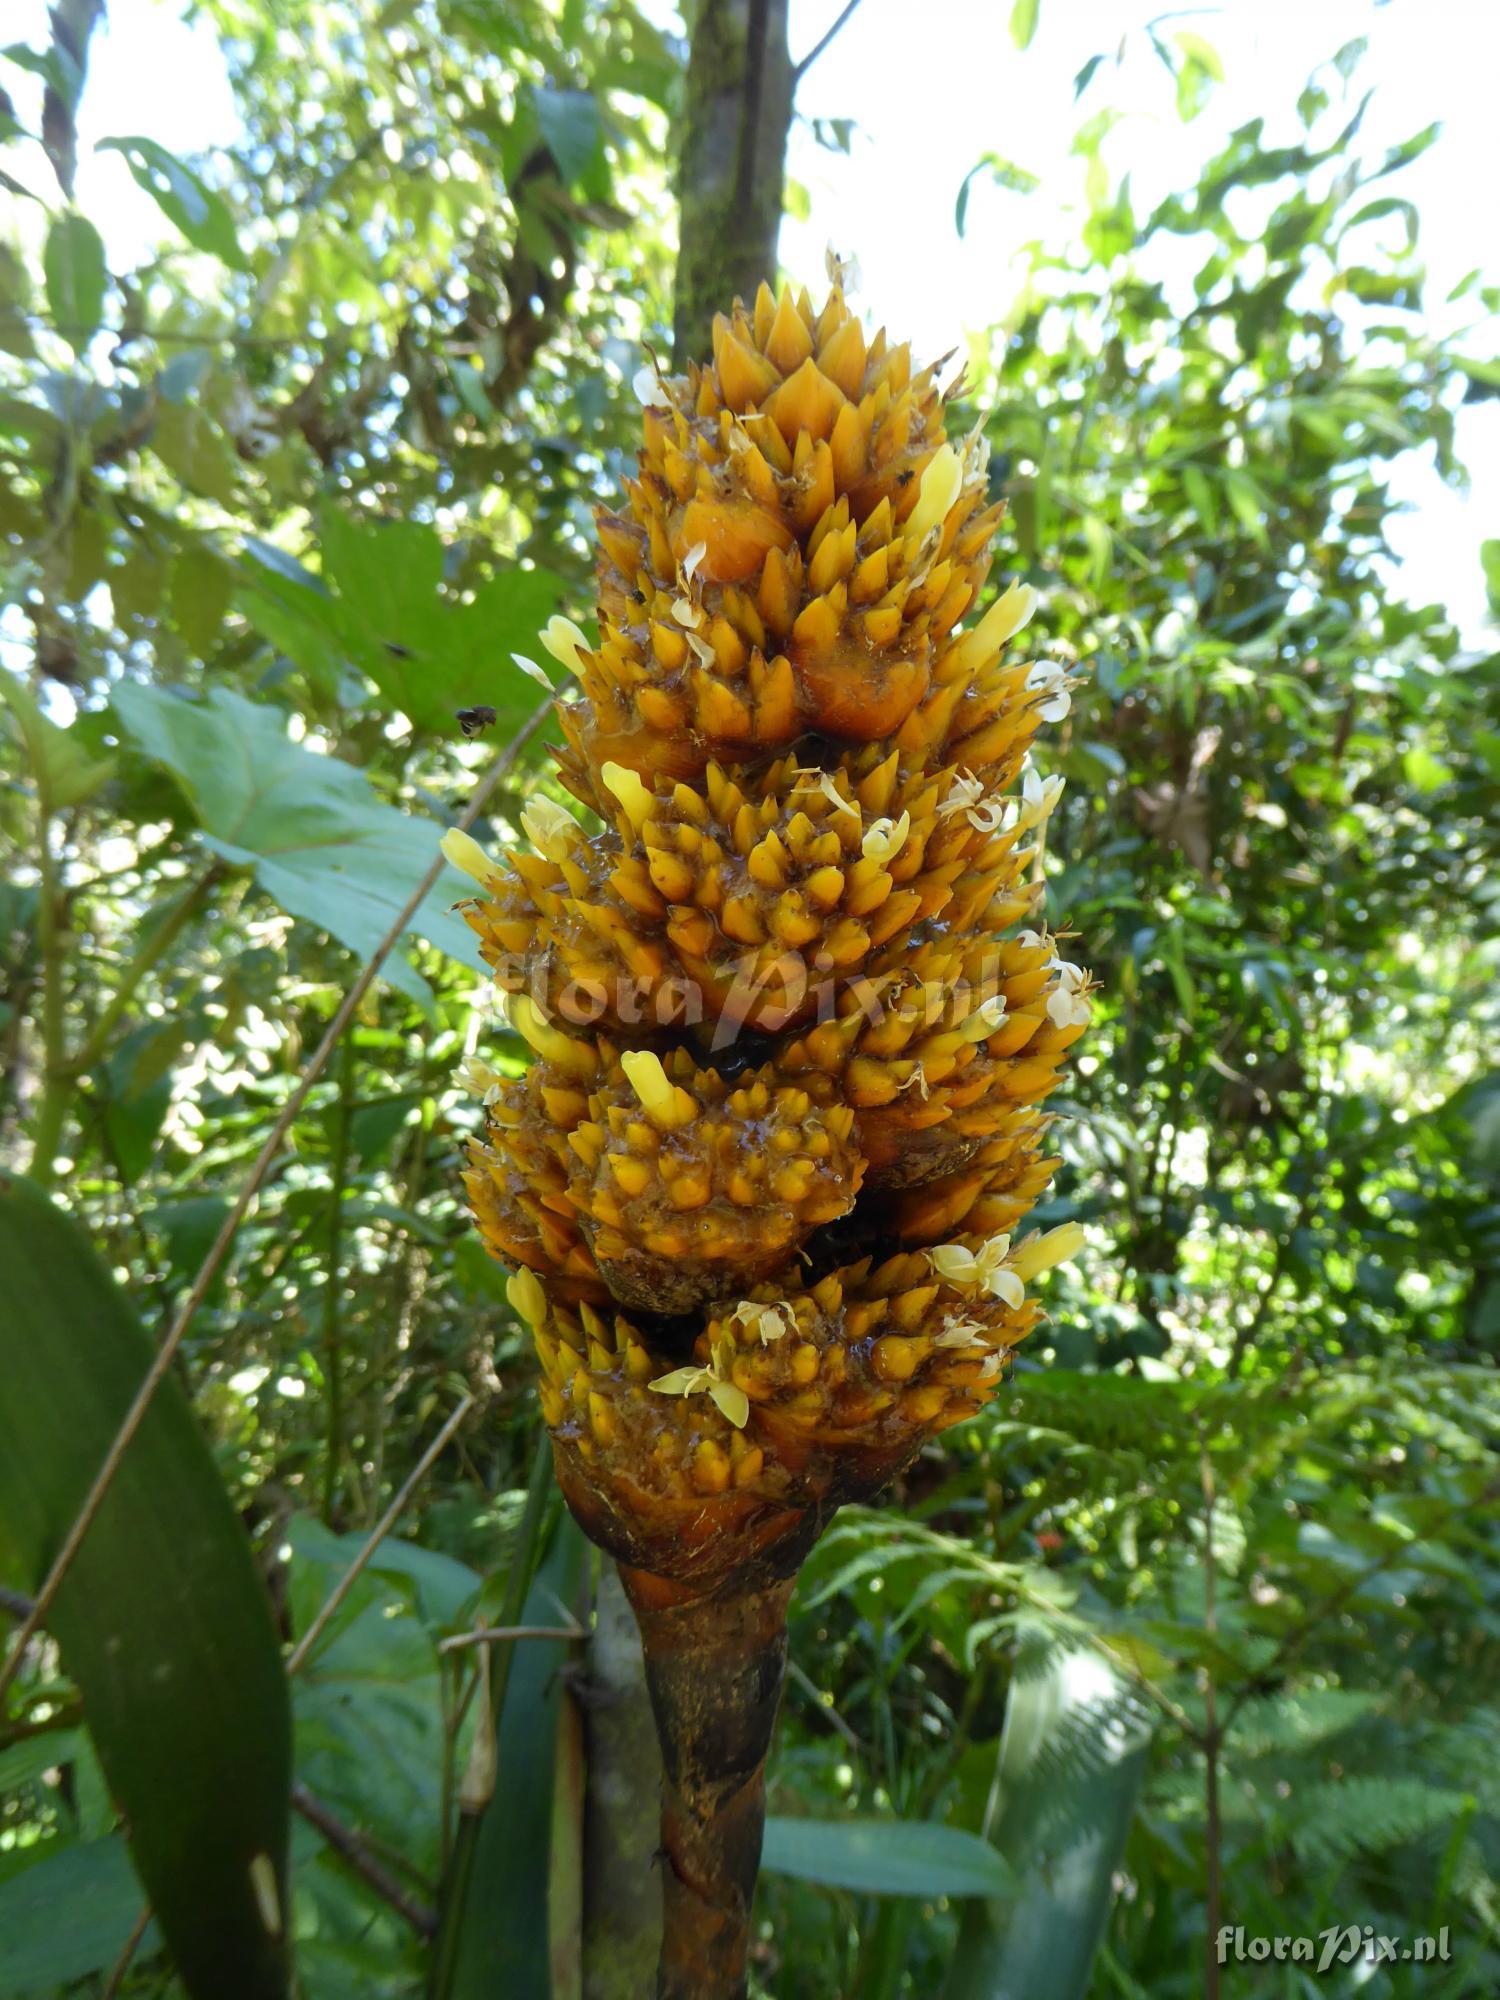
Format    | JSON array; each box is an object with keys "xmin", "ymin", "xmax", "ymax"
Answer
[
  {"xmin": 672, "ymin": 0, "xmax": 795, "ymax": 367},
  {"xmin": 621, "ymin": 1568, "xmax": 794, "ymax": 2000}
]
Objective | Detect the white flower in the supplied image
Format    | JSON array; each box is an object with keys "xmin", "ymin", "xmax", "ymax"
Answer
[
  {"xmin": 1020, "ymin": 767, "xmax": 1066, "ymax": 826},
  {"xmin": 825, "ymin": 244, "xmax": 861, "ymax": 292},
  {"xmin": 680, "ymin": 540, "xmax": 708, "ymax": 585},
  {"xmin": 959, "ymin": 993, "xmax": 1008, "ymax": 1044},
  {"xmin": 671, "ymin": 595, "xmax": 703, "ymax": 628},
  {"xmin": 632, "ymin": 364, "xmax": 660, "ymax": 405},
  {"xmin": 1026, "ymin": 660, "xmax": 1072, "ymax": 723},
  {"xmin": 1047, "ymin": 989, "xmax": 1092, "ymax": 1029},
  {"xmin": 793, "ymin": 769, "xmax": 860, "ymax": 819},
  {"xmin": 894, "ymin": 1062, "xmax": 930, "ymax": 1099},
  {"xmin": 511, "ymin": 651, "xmax": 553, "ymax": 688},
  {"xmin": 1017, "ymin": 928, "xmax": 1049, "ymax": 952},
  {"xmin": 729, "ymin": 1300, "xmax": 795, "ymax": 1346},
  {"xmin": 967, "ymin": 798, "xmax": 1008, "ymax": 834},
  {"xmin": 933, "ymin": 1314, "xmax": 989, "ymax": 1350},
  {"xmin": 938, "ymin": 771, "xmax": 985, "ymax": 820},
  {"xmin": 455, "ymin": 1055, "xmax": 504, "ymax": 1106},
  {"xmin": 649, "ymin": 1362, "xmax": 750, "ymax": 1429},
  {"xmin": 861, "ymin": 811, "xmax": 911, "ymax": 862},
  {"xmin": 927, "ymin": 1234, "xmax": 1026, "ymax": 1308}
]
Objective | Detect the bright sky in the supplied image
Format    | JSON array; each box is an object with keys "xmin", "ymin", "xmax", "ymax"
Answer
[{"xmin": 8, "ymin": 0, "xmax": 1497, "ymax": 642}]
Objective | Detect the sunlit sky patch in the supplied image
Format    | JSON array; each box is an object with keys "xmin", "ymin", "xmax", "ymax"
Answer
[{"xmin": 8, "ymin": 0, "xmax": 1497, "ymax": 642}]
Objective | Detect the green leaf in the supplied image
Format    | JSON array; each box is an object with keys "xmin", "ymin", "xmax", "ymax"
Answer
[
  {"xmin": 0, "ymin": 1836, "xmax": 162, "ymax": 1992},
  {"xmin": 531, "ymin": 84, "xmax": 605, "ymax": 194},
  {"xmin": 168, "ymin": 539, "xmax": 234, "ymax": 656},
  {"xmin": 1403, "ymin": 743, "xmax": 1452, "ymax": 794},
  {"xmin": 943, "ymin": 1650, "xmax": 1151, "ymax": 2000},
  {"xmin": 0, "ymin": 671, "xmax": 114, "ymax": 813},
  {"xmin": 111, "ymin": 681, "xmax": 478, "ymax": 1004},
  {"xmin": 1181, "ymin": 463, "xmax": 1218, "ymax": 536},
  {"xmin": 43, "ymin": 211, "xmax": 106, "ymax": 354},
  {"xmin": 1222, "ymin": 468, "xmax": 1270, "ymax": 548},
  {"xmin": 446, "ymin": 1511, "xmax": 589, "ymax": 1998},
  {"xmin": 1480, "ymin": 537, "xmax": 1500, "ymax": 610},
  {"xmin": 97, "ymin": 136, "xmax": 250, "ymax": 270},
  {"xmin": 0, "ymin": 1174, "xmax": 291, "ymax": 2000},
  {"xmin": 762, "ymin": 1817, "xmax": 1013, "ymax": 1899},
  {"xmin": 1009, "ymin": 0, "xmax": 1039, "ymax": 52},
  {"xmin": 955, "ymin": 154, "xmax": 1039, "ymax": 235},
  {"xmin": 150, "ymin": 400, "xmax": 239, "ymax": 504},
  {"xmin": 316, "ymin": 505, "xmax": 564, "ymax": 733}
]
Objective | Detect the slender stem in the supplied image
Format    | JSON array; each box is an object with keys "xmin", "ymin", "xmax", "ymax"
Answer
[
  {"xmin": 0, "ymin": 702, "xmax": 555, "ymax": 1708},
  {"xmin": 1200, "ymin": 1439, "xmax": 1221, "ymax": 2000},
  {"xmin": 292, "ymin": 1781, "xmax": 437, "ymax": 1935},
  {"xmin": 286, "ymin": 1393, "xmax": 475, "ymax": 1676},
  {"xmin": 624, "ymin": 1570, "xmax": 795, "ymax": 2000},
  {"xmin": 321, "ymin": 1034, "xmax": 357, "ymax": 1522},
  {"xmin": 28, "ymin": 819, "xmax": 69, "ymax": 1186},
  {"xmin": 792, "ymin": 0, "xmax": 866, "ymax": 80},
  {"xmin": 100, "ymin": 1903, "xmax": 151, "ymax": 2000}
]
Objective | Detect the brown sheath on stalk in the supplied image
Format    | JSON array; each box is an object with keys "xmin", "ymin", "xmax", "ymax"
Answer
[{"xmin": 449, "ymin": 272, "xmax": 1091, "ymax": 1994}]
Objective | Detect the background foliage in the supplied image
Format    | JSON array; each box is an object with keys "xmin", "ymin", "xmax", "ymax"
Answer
[{"xmin": 2, "ymin": 3, "xmax": 1498, "ymax": 1996}]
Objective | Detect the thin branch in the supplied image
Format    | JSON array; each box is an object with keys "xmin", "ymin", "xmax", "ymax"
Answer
[
  {"xmin": 792, "ymin": 0, "xmax": 865, "ymax": 81},
  {"xmin": 286, "ymin": 1393, "xmax": 476, "ymax": 1676},
  {"xmin": 293, "ymin": 1781, "xmax": 437, "ymax": 1936},
  {"xmin": 100, "ymin": 1903, "xmax": 152, "ymax": 2000},
  {"xmin": 0, "ymin": 699, "xmax": 555, "ymax": 1707},
  {"xmin": 437, "ymin": 1622, "xmax": 584, "ymax": 1654}
]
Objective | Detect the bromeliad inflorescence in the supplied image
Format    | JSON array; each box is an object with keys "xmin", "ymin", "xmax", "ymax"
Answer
[{"xmin": 444, "ymin": 277, "xmax": 1091, "ymax": 1998}]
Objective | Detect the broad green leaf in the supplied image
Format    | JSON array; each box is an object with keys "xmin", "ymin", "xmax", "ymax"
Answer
[
  {"xmin": 97, "ymin": 136, "xmax": 250, "ymax": 270},
  {"xmin": 942, "ymin": 1650, "xmax": 1151, "ymax": 2000},
  {"xmin": 1009, "ymin": 0, "xmax": 1039, "ymax": 52},
  {"xmin": 0, "ymin": 1174, "xmax": 291, "ymax": 2000},
  {"xmin": 315, "ymin": 505, "xmax": 565, "ymax": 732},
  {"xmin": 0, "ymin": 670, "xmax": 114, "ymax": 812},
  {"xmin": 762, "ymin": 1817, "xmax": 1013, "ymax": 1899},
  {"xmin": 0, "ymin": 1836, "xmax": 162, "ymax": 1992},
  {"xmin": 111, "ymin": 681, "xmax": 479, "ymax": 1004},
  {"xmin": 43, "ymin": 212, "xmax": 106, "ymax": 353}
]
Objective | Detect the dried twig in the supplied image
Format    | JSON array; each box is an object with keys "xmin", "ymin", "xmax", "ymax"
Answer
[
  {"xmin": 0, "ymin": 699, "xmax": 554, "ymax": 1705},
  {"xmin": 293, "ymin": 1781, "xmax": 438, "ymax": 1935},
  {"xmin": 100, "ymin": 1903, "xmax": 151, "ymax": 1999},
  {"xmin": 437, "ymin": 1622, "xmax": 584, "ymax": 1654}
]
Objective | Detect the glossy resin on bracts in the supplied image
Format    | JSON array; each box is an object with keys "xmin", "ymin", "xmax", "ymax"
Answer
[{"xmin": 446, "ymin": 279, "xmax": 1091, "ymax": 2000}]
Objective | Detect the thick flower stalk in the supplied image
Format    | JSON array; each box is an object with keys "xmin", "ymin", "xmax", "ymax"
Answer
[{"xmin": 447, "ymin": 279, "xmax": 1090, "ymax": 1998}]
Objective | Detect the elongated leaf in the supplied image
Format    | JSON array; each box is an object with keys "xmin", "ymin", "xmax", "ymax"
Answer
[
  {"xmin": 43, "ymin": 212, "xmax": 106, "ymax": 352},
  {"xmin": 111, "ymin": 680, "xmax": 478, "ymax": 1003},
  {"xmin": 447, "ymin": 1511, "xmax": 589, "ymax": 1999},
  {"xmin": 0, "ymin": 1174, "xmax": 292, "ymax": 2000},
  {"xmin": 942, "ymin": 1649, "xmax": 1151, "ymax": 2000},
  {"xmin": 763, "ymin": 1817, "xmax": 1014, "ymax": 1900}
]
